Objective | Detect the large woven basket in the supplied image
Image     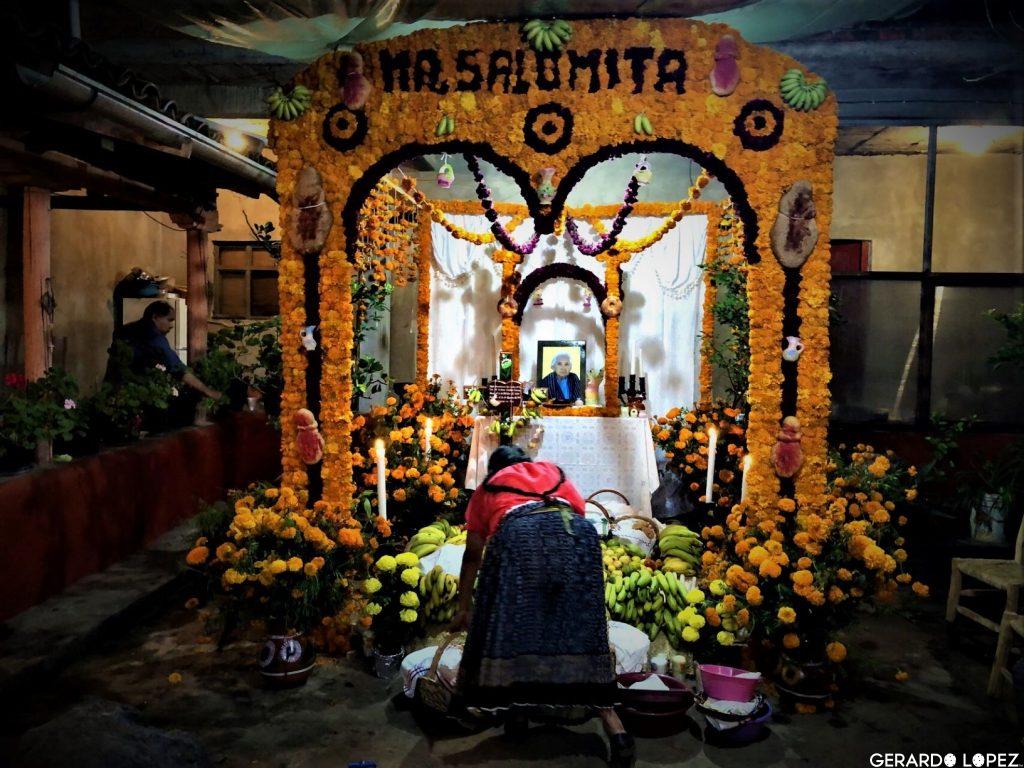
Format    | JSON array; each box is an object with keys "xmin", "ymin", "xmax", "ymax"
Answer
[{"xmin": 416, "ymin": 633, "xmax": 463, "ymax": 714}]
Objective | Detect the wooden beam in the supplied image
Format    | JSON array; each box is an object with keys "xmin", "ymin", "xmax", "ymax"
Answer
[
  {"xmin": 171, "ymin": 207, "xmax": 221, "ymax": 362},
  {"xmin": 22, "ymin": 187, "xmax": 52, "ymax": 464},
  {"xmin": 22, "ymin": 187, "xmax": 50, "ymax": 381},
  {"xmin": 186, "ymin": 227, "xmax": 209, "ymax": 362}
]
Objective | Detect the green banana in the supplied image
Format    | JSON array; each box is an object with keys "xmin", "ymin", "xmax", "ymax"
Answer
[{"xmin": 640, "ymin": 114, "xmax": 654, "ymax": 135}]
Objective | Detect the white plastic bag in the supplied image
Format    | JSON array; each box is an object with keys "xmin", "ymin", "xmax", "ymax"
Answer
[{"xmin": 608, "ymin": 620, "xmax": 650, "ymax": 674}]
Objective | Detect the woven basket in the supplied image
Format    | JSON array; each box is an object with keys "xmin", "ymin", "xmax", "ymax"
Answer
[{"xmin": 416, "ymin": 633, "xmax": 463, "ymax": 714}]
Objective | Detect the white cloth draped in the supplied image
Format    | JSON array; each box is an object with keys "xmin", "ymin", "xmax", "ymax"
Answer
[{"xmin": 428, "ymin": 213, "xmax": 706, "ymax": 414}]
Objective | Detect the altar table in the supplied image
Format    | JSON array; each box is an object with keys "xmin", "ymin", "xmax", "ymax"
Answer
[{"xmin": 465, "ymin": 416, "xmax": 660, "ymax": 516}]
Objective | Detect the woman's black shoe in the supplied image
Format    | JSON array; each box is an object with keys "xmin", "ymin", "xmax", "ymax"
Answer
[{"xmin": 608, "ymin": 732, "xmax": 636, "ymax": 768}]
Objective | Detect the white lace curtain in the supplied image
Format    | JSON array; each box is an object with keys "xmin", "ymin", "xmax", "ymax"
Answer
[{"xmin": 428, "ymin": 213, "xmax": 707, "ymax": 415}]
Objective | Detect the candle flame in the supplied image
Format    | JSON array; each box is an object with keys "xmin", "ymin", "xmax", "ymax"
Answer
[
  {"xmin": 425, "ymin": 417, "xmax": 433, "ymax": 430},
  {"xmin": 374, "ymin": 438, "xmax": 385, "ymax": 458},
  {"xmin": 708, "ymin": 426, "xmax": 718, "ymax": 442}
]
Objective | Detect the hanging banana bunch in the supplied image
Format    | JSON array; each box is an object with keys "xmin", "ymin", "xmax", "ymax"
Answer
[
  {"xmin": 268, "ymin": 85, "xmax": 312, "ymax": 120},
  {"xmin": 779, "ymin": 69, "xmax": 828, "ymax": 112},
  {"xmin": 522, "ymin": 19, "xmax": 573, "ymax": 52}
]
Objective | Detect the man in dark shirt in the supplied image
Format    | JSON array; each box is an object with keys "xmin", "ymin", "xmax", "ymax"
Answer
[{"xmin": 109, "ymin": 300, "xmax": 221, "ymax": 401}]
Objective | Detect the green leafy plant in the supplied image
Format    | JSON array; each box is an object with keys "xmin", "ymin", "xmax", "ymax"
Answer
[
  {"xmin": 191, "ymin": 347, "xmax": 242, "ymax": 417},
  {"xmin": 989, "ymin": 303, "xmax": 1024, "ymax": 371},
  {"xmin": 0, "ymin": 368, "xmax": 84, "ymax": 456},
  {"xmin": 701, "ymin": 207, "xmax": 749, "ymax": 407},
  {"xmin": 85, "ymin": 342, "xmax": 176, "ymax": 443},
  {"xmin": 206, "ymin": 319, "xmax": 283, "ymax": 421}
]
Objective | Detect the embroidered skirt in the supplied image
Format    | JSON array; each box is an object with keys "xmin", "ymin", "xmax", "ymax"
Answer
[{"xmin": 457, "ymin": 502, "xmax": 617, "ymax": 709}]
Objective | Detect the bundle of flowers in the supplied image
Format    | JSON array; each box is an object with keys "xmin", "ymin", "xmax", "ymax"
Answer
[
  {"xmin": 186, "ymin": 484, "xmax": 372, "ymax": 638},
  {"xmin": 701, "ymin": 443, "xmax": 926, "ymax": 666},
  {"xmin": 351, "ymin": 376, "xmax": 476, "ymax": 533},
  {"xmin": 651, "ymin": 402, "xmax": 748, "ymax": 511},
  {"xmin": 359, "ymin": 552, "xmax": 425, "ymax": 654}
]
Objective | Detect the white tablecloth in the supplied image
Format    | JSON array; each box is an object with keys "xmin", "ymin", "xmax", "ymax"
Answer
[{"xmin": 465, "ymin": 416, "xmax": 660, "ymax": 516}]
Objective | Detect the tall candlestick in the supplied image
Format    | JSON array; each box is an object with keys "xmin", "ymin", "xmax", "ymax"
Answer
[
  {"xmin": 740, "ymin": 454, "xmax": 752, "ymax": 503},
  {"xmin": 424, "ymin": 417, "xmax": 433, "ymax": 458},
  {"xmin": 637, "ymin": 347, "xmax": 644, "ymax": 378},
  {"xmin": 375, "ymin": 438, "xmax": 387, "ymax": 521},
  {"xmin": 705, "ymin": 427, "xmax": 718, "ymax": 503}
]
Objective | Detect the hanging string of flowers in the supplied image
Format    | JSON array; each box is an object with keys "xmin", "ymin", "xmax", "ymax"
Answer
[
  {"xmin": 564, "ymin": 174, "xmax": 642, "ymax": 256},
  {"xmin": 465, "ymin": 154, "xmax": 541, "ymax": 256},
  {"xmin": 587, "ymin": 168, "xmax": 714, "ymax": 254}
]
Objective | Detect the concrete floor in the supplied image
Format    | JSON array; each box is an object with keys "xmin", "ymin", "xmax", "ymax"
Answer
[{"xmin": 2, "ymin": 601, "xmax": 1020, "ymax": 768}]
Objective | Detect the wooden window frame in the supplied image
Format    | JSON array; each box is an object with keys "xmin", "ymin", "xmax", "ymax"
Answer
[{"xmin": 212, "ymin": 240, "xmax": 281, "ymax": 320}]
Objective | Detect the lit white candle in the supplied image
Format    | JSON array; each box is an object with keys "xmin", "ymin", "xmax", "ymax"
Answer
[
  {"xmin": 740, "ymin": 454, "xmax": 752, "ymax": 503},
  {"xmin": 375, "ymin": 438, "xmax": 387, "ymax": 520},
  {"xmin": 705, "ymin": 427, "xmax": 718, "ymax": 504},
  {"xmin": 637, "ymin": 347, "xmax": 644, "ymax": 378},
  {"xmin": 424, "ymin": 417, "xmax": 433, "ymax": 458}
]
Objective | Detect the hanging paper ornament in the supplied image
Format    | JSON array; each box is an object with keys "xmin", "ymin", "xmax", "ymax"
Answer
[
  {"xmin": 633, "ymin": 155, "xmax": 653, "ymax": 186},
  {"xmin": 436, "ymin": 154, "xmax": 455, "ymax": 188},
  {"xmin": 583, "ymin": 289, "xmax": 593, "ymax": 312},
  {"xmin": 533, "ymin": 290, "xmax": 544, "ymax": 307}
]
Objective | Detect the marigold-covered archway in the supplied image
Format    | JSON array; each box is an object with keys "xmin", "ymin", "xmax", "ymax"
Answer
[{"xmin": 270, "ymin": 17, "xmax": 837, "ymax": 518}]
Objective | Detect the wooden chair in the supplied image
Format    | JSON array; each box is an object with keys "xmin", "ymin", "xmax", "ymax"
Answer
[
  {"xmin": 945, "ymin": 512, "xmax": 1024, "ymax": 693},
  {"xmin": 989, "ymin": 611, "xmax": 1024, "ymax": 696}
]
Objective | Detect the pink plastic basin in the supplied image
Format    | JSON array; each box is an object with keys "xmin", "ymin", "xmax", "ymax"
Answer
[{"xmin": 697, "ymin": 664, "xmax": 761, "ymax": 702}]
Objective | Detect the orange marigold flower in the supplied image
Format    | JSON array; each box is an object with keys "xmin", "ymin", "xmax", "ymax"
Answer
[
  {"xmin": 912, "ymin": 581, "xmax": 930, "ymax": 598},
  {"xmin": 826, "ymin": 641, "xmax": 847, "ymax": 663},
  {"xmin": 783, "ymin": 633, "xmax": 801, "ymax": 649},
  {"xmin": 777, "ymin": 606, "xmax": 796, "ymax": 624},
  {"xmin": 791, "ymin": 569, "xmax": 814, "ymax": 587},
  {"xmin": 186, "ymin": 546, "xmax": 209, "ymax": 566},
  {"xmin": 778, "ymin": 498, "xmax": 796, "ymax": 513}
]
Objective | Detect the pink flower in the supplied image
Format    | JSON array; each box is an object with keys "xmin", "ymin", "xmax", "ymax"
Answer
[{"xmin": 63, "ymin": 398, "xmax": 76, "ymax": 410}]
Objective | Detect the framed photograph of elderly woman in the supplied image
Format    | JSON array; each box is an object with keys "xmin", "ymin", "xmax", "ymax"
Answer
[{"xmin": 537, "ymin": 340, "xmax": 586, "ymax": 405}]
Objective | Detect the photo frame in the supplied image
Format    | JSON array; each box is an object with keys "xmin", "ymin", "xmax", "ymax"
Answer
[{"xmin": 537, "ymin": 340, "xmax": 586, "ymax": 405}]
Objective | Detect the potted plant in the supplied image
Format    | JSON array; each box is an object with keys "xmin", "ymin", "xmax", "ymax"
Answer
[
  {"xmin": 956, "ymin": 445, "xmax": 1023, "ymax": 545},
  {"xmin": 186, "ymin": 484, "xmax": 370, "ymax": 687},
  {"xmin": 359, "ymin": 551, "xmax": 425, "ymax": 678},
  {"xmin": 0, "ymin": 369, "xmax": 84, "ymax": 471}
]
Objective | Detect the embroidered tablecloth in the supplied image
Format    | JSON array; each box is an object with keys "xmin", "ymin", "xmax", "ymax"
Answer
[{"xmin": 465, "ymin": 416, "xmax": 660, "ymax": 516}]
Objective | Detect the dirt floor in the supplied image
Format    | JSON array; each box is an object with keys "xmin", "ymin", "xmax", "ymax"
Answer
[{"xmin": 2, "ymin": 600, "xmax": 1021, "ymax": 768}]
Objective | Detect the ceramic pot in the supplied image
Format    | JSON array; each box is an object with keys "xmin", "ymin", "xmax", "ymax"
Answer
[
  {"xmin": 259, "ymin": 632, "xmax": 316, "ymax": 688},
  {"xmin": 774, "ymin": 654, "xmax": 833, "ymax": 711},
  {"xmin": 970, "ymin": 493, "xmax": 1007, "ymax": 544},
  {"xmin": 373, "ymin": 646, "xmax": 405, "ymax": 679},
  {"xmin": 782, "ymin": 336, "xmax": 804, "ymax": 362}
]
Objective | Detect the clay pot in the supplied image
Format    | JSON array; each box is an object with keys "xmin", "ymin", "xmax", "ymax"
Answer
[
  {"xmin": 259, "ymin": 632, "xmax": 316, "ymax": 689},
  {"xmin": 774, "ymin": 654, "xmax": 833, "ymax": 711}
]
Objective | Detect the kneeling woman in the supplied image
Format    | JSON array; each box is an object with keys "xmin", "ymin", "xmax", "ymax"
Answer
[{"xmin": 450, "ymin": 446, "xmax": 635, "ymax": 767}]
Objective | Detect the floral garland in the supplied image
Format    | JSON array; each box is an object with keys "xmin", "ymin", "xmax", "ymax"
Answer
[
  {"xmin": 466, "ymin": 154, "xmax": 541, "ymax": 255},
  {"xmin": 269, "ymin": 18, "xmax": 838, "ymax": 519},
  {"xmin": 584, "ymin": 169, "xmax": 711, "ymax": 254},
  {"xmin": 415, "ymin": 215, "xmax": 432, "ymax": 386},
  {"xmin": 564, "ymin": 176, "xmax": 642, "ymax": 256}
]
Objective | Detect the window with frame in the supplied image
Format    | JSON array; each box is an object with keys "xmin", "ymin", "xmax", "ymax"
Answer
[
  {"xmin": 214, "ymin": 241, "xmax": 280, "ymax": 319},
  {"xmin": 829, "ymin": 125, "xmax": 1024, "ymax": 428}
]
